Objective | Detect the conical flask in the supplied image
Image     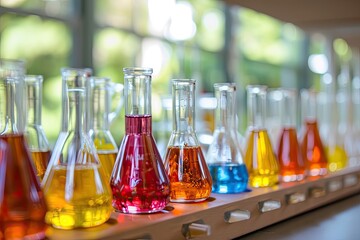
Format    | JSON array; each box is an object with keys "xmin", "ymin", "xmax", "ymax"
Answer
[
  {"xmin": 276, "ymin": 88, "xmax": 306, "ymax": 182},
  {"xmin": 110, "ymin": 67, "xmax": 170, "ymax": 214},
  {"xmin": 244, "ymin": 85, "xmax": 279, "ymax": 187},
  {"xmin": 206, "ymin": 83, "xmax": 248, "ymax": 193},
  {"xmin": 318, "ymin": 73, "xmax": 347, "ymax": 172},
  {"xmin": 0, "ymin": 58, "xmax": 48, "ymax": 239},
  {"xmin": 300, "ymin": 89, "xmax": 327, "ymax": 177},
  {"xmin": 88, "ymin": 77, "xmax": 123, "ymax": 182},
  {"xmin": 164, "ymin": 79, "xmax": 212, "ymax": 202},
  {"xmin": 24, "ymin": 75, "xmax": 51, "ymax": 181},
  {"xmin": 42, "ymin": 68, "xmax": 112, "ymax": 229}
]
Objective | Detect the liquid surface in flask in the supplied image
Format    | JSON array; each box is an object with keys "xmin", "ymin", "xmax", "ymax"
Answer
[
  {"xmin": 43, "ymin": 163, "xmax": 112, "ymax": 229},
  {"xmin": 277, "ymin": 128, "xmax": 306, "ymax": 182},
  {"xmin": 301, "ymin": 120, "xmax": 328, "ymax": 177},
  {"xmin": 97, "ymin": 150, "xmax": 117, "ymax": 181},
  {"xmin": 0, "ymin": 134, "xmax": 47, "ymax": 239},
  {"xmin": 111, "ymin": 115, "xmax": 170, "ymax": 213},
  {"xmin": 245, "ymin": 129, "xmax": 279, "ymax": 187},
  {"xmin": 165, "ymin": 145, "xmax": 212, "ymax": 202}
]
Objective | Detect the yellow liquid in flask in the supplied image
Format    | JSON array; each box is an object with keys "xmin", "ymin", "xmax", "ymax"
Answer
[
  {"xmin": 43, "ymin": 164, "xmax": 112, "ymax": 229},
  {"xmin": 245, "ymin": 129, "xmax": 279, "ymax": 187}
]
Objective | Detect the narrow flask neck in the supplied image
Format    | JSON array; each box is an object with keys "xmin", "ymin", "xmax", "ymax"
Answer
[
  {"xmin": 247, "ymin": 86, "xmax": 267, "ymax": 130},
  {"xmin": 25, "ymin": 79, "xmax": 42, "ymax": 126},
  {"xmin": 214, "ymin": 85, "xmax": 236, "ymax": 131},
  {"xmin": 92, "ymin": 85, "xmax": 110, "ymax": 131},
  {"xmin": 65, "ymin": 89, "xmax": 86, "ymax": 134},
  {"xmin": 172, "ymin": 80, "xmax": 196, "ymax": 133},
  {"xmin": 125, "ymin": 114, "xmax": 152, "ymax": 134}
]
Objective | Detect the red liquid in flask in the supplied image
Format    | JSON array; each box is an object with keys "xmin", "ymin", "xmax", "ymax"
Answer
[
  {"xmin": 301, "ymin": 120, "xmax": 328, "ymax": 176},
  {"xmin": 277, "ymin": 128, "xmax": 306, "ymax": 182},
  {"xmin": 110, "ymin": 115, "xmax": 170, "ymax": 213},
  {"xmin": 0, "ymin": 134, "xmax": 47, "ymax": 239}
]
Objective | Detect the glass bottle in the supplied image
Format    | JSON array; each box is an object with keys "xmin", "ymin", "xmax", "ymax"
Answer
[
  {"xmin": 164, "ymin": 79, "xmax": 212, "ymax": 202},
  {"xmin": 276, "ymin": 88, "xmax": 306, "ymax": 182},
  {"xmin": 42, "ymin": 68, "xmax": 112, "ymax": 229},
  {"xmin": 244, "ymin": 85, "xmax": 279, "ymax": 187},
  {"xmin": 110, "ymin": 67, "xmax": 170, "ymax": 213},
  {"xmin": 0, "ymin": 59, "xmax": 48, "ymax": 239},
  {"xmin": 318, "ymin": 73, "xmax": 347, "ymax": 172},
  {"xmin": 300, "ymin": 89, "xmax": 327, "ymax": 177},
  {"xmin": 24, "ymin": 75, "xmax": 51, "ymax": 181},
  {"xmin": 88, "ymin": 77, "xmax": 121, "ymax": 182},
  {"xmin": 206, "ymin": 83, "xmax": 248, "ymax": 193}
]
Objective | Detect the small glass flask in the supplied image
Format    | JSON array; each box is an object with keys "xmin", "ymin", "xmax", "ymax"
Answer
[
  {"xmin": 244, "ymin": 85, "xmax": 279, "ymax": 188},
  {"xmin": 164, "ymin": 79, "xmax": 212, "ymax": 202},
  {"xmin": 206, "ymin": 83, "xmax": 248, "ymax": 193},
  {"xmin": 88, "ymin": 77, "xmax": 122, "ymax": 182},
  {"xmin": 110, "ymin": 67, "xmax": 170, "ymax": 213},
  {"xmin": 42, "ymin": 68, "xmax": 112, "ymax": 229},
  {"xmin": 300, "ymin": 89, "xmax": 328, "ymax": 177},
  {"xmin": 24, "ymin": 75, "xmax": 51, "ymax": 181},
  {"xmin": 0, "ymin": 59, "xmax": 48, "ymax": 239},
  {"xmin": 276, "ymin": 88, "xmax": 306, "ymax": 182}
]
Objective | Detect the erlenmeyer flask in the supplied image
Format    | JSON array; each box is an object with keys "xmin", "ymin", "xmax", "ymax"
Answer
[
  {"xmin": 318, "ymin": 73, "xmax": 347, "ymax": 172},
  {"xmin": 206, "ymin": 83, "xmax": 248, "ymax": 193},
  {"xmin": 110, "ymin": 67, "xmax": 170, "ymax": 213},
  {"xmin": 24, "ymin": 75, "xmax": 51, "ymax": 181},
  {"xmin": 42, "ymin": 68, "xmax": 112, "ymax": 229},
  {"xmin": 88, "ymin": 77, "xmax": 122, "ymax": 181},
  {"xmin": 164, "ymin": 79, "xmax": 212, "ymax": 202},
  {"xmin": 244, "ymin": 85, "xmax": 279, "ymax": 188},
  {"xmin": 276, "ymin": 88, "xmax": 306, "ymax": 182},
  {"xmin": 300, "ymin": 89, "xmax": 327, "ymax": 177},
  {"xmin": 0, "ymin": 59, "xmax": 48, "ymax": 239}
]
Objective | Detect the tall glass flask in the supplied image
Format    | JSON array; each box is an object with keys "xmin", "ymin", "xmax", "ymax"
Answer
[
  {"xmin": 110, "ymin": 67, "xmax": 170, "ymax": 213},
  {"xmin": 24, "ymin": 75, "xmax": 51, "ymax": 181},
  {"xmin": 42, "ymin": 68, "xmax": 112, "ymax": 229},
  {"xmin": 244, "ymin": 85, "xmax": 279, "ymax": 187},
  {"xmin": 206, "ymin": 83, "xmax": 248, "ymax": 193},
  {"xmin": 300, "ymin": 89, "xmax": 327, "ymax": 176},
  {"xmin": 0, "ymin": 59, "xmax": 48, "ymax": 239},
  {"xmin": 88, "ymin": 77, "xmax": 121, "ymax": 181},
  {"xmin": 276, "ymin": 89, "xmax": 306, "ymax": 182},
  {"xmin": 164, "ymin": 79, "xmax": 212, "ymax": 202},
  {"xmin": 318, "ymin": 73, "xmax": 347, "ymax": 172}
]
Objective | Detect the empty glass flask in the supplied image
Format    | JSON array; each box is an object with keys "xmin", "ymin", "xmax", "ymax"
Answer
[
  {"xmin": 110, "ymin": 67, "xmax": 170, "ymax": 213},
  {"xmin": 206, "ymin": 83, "xmax": 248, "ymax": 193},
  {"xmin": 164, "ymin": 79, "xmax": 212, "ymax": 202},
  {"xmin": 42, "ymin": 68, "xmax": 112, "ymax": 229}
]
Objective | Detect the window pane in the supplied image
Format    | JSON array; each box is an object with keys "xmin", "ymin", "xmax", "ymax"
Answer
[
  {"xmin": 0, "ymin": 12, "xmax": 71, "ymax": 145},
  {"xmin": 0, "ymin": 0, "xmax": 74, "ymax": 18}
]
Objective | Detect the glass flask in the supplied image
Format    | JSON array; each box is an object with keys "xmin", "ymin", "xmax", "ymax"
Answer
[
  {"xmin": 0, "ymin": 59, "xmax": 48, "ymax": 239},
  {"xmin": 351, "ymin": 75, "xmax": 360, "ymax": 165},
  {"xmin": 24, "ymin": 75, "xmax": 51, "ymax": 181},
  {"xmin": 206, "ymin": 83, "xmax": 248, "ymax": 193},
  {"xmin": 244, "ymin": 85, "xmax": 279, "ymax": 188},
  {"xmin": 300, "ymin": 89, "xmax": 328, "ymax": 177},
  {"xmin": 110, "ymin": 67, "xmax": 170, "ymax": 213},
  {"xmin": 88, "ymin": 77, "xmax": 122, "ymax": 182},
  {"xmin": 42, "ymin": 68, "xmax": 112, "ymax": 229},
  {"xmin": 164, "ymin": 79, "xmax": 212, "ymax": 202},
  {"xmin": 276, "ymin": 89, "xmax": 306, "ymax": 182},
  {"xmin": 318, "ymin": 73, "xmax": 347, "ymax": 172}
]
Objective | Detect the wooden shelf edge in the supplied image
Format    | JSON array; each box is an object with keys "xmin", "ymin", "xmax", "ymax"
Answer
[{"xmin": 47, "ymin": 165, "xmax": 360, "ymax": 240}]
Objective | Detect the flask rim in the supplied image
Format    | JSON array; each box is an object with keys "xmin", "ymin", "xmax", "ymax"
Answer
[{"xmin": 123, "ymin": 67, "xmax": 153, "ymax": 75}]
